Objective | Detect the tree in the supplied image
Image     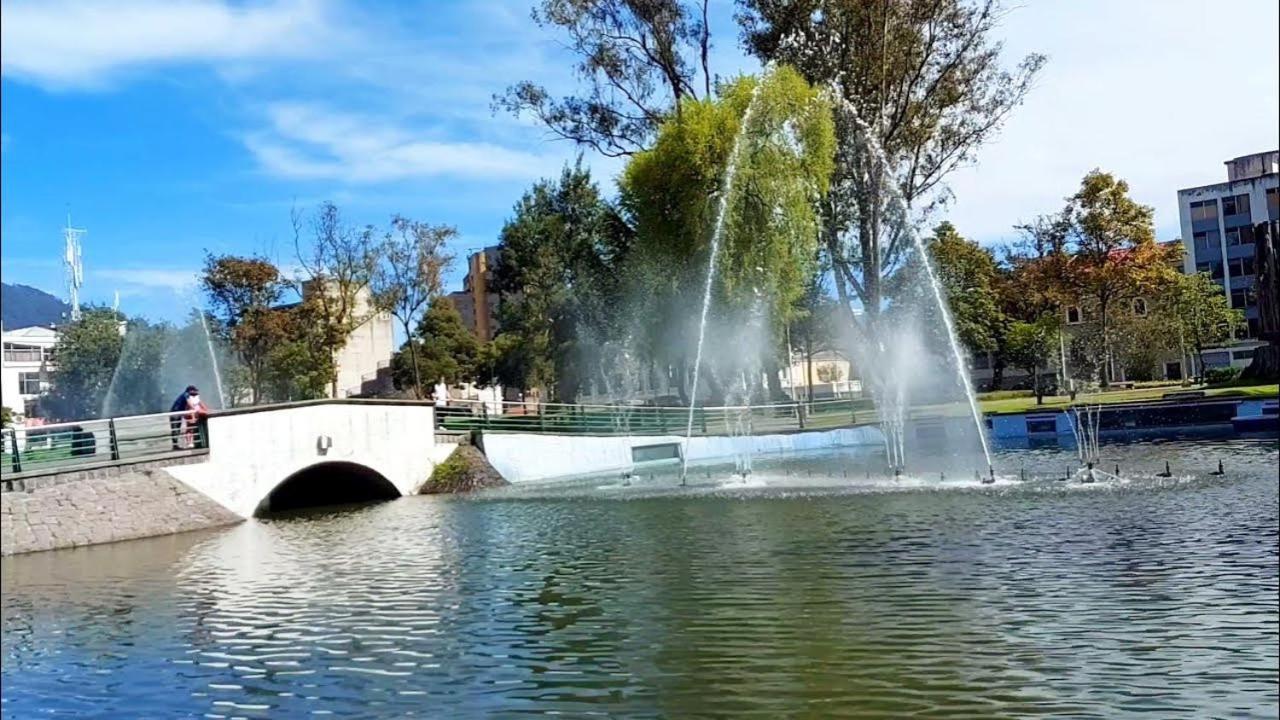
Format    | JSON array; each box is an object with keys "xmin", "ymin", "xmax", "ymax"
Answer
[
  {"xmin": 739, "ymin": 0, "xmax": 1044, "ymax": 336},
  {"xmin": 496, "ymin": 0, "xmax": 714, "ymax": 157},
  {"xmin": 1063, "ymin": 170, "xmax": 1179, "ymax": 385},
  {"xmin": 1242, "ymin": 220, "xmax": 1279, "ymax": 381},
  {"xmin": 42, "ymin": 307, "xmax": 124, "ymax": 420},
  {"xmin": 292, "ymin": 202, "xmax": 379, "ymax": 397},
  {"xmin": 1005, "ymin": 316, "xmax": 1057, "ymax": 404},
  {"xmin": 393, "ymin": 297, "xmax": 480, "ymax": 393},
  {"xmin": 492, "ymin": 162, "xmax": 633, "ymax": 401},
  {"xmin": 372, "ymin": 218, "xmax": 456, "ymax": 398},
  {"xmin": 1159, "ymin": 272, "xmax": 1243, "ymax": 382},
  {"xmin": 200, "ymin": 255, "xmax": 287, "ymax": 404},
  {"xmin": 886, "ymin": 222, "xmax": 1005, "ymax": 356},
  {"xmin": 260, "ymin": 300, "xmax": 335, "ymax": 402},
  {"xmin": 620, "ymin": 68, "xmax": 835, "ymax": 403}
]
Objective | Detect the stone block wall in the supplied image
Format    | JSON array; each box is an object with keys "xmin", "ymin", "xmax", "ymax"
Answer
[{"xmin": 1, "ymin": 460, "xmax": 241, "ymax": 556}]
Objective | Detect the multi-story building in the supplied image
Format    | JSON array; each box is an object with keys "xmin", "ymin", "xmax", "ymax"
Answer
[
  {"xmin": 1177, "ymin": 149, "xmax": 1279, "ymax": 369},
  {"xmin": 446, "ymin": 246, "xmax": 501, "ymax": 342},
  {"xmin": 1, "ymin": 325, "xmax": 59, "ymax": 421}
]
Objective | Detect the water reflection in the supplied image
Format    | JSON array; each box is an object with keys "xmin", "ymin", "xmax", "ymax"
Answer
[{"xmin": 3, "ymin": 437, "xmax": 1277, "ymax": 718}]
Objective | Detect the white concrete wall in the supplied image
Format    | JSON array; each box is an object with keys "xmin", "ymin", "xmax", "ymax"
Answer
[
  {"xmin": 480, "ymin": 426, "xmax": 884, "ymax": 484},
  {"xmin": 169, "ymin": 403, "xmax": 452, "ymax": 518}
]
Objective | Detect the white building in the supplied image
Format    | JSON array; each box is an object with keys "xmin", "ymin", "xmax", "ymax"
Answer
[
  {"xmin": 1177, "ymin": 149, "xmax": 1280, "ymax": 369},
  {"xmin": 1, "ymin": 326, "xmax": 59, "ymax": 421},
  {"xmin": 296, "ymin": 283, "xmax": 395, "ymax": 399}
]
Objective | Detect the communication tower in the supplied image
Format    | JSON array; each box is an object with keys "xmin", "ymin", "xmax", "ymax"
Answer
[{"xmin": 63, "ymin": 214, "xmax": 86, "ymax": 322}]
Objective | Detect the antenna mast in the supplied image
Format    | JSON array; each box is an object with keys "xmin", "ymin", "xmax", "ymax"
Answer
[{"xmin": 63, "ymin": 214, "xmax": 86, "ymax": 322}]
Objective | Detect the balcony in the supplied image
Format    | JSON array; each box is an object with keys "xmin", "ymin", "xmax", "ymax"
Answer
[{"xmin": 3, "ymin": 349, "xmax": 52, "ymax": 363}]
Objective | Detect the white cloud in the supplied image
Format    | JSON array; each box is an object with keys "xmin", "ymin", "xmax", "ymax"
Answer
[
  {"xmin": 94, "ymin": 268, "xmax": 199, "ymax": 294},
  {"xmin": 244, "ymin": 102, "xmax": 562, "ymax": 182},
  {"xmin": 0, "ymin": 0, "xmax": 337, "ymax": 89}
]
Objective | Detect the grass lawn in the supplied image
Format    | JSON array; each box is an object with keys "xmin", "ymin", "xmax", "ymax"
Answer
[{"xmin": 979, "ymin": 383, "xmax": 1279, "ymax": 415}]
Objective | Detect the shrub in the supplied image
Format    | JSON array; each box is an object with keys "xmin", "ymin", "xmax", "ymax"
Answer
[{"xmin": 1204, "ymin": 366, "xmax": 1242, "ymax": 385}]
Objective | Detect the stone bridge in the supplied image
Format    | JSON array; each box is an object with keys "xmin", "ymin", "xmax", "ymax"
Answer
[{"xmin": 2, "ymin": 400, "xmax": 458, "ymax": 555}]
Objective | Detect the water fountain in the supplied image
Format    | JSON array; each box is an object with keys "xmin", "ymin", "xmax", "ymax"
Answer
[
  {"xmin": 681, "ymin": 74, "xmax": 769, "ymax": 483},
  {"xmin": 829, "ymin": 93, "xmax": 993, "ymax": 474},
  {"xmin": 103, "ymin": 303, "xmax": 229, "ymax": 419}
]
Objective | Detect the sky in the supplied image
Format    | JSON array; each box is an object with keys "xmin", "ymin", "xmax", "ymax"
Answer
[{"xmin": 2, "ymin": 0, "xmax": 1278, "ymax": 323}]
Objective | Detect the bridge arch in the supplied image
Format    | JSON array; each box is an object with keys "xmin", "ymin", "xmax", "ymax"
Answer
[{"xmin": 255, "ymin": 461, "xmax": 401, "ymax": 516}]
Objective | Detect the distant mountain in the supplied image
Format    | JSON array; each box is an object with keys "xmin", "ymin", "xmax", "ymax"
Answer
[{"xmin": 1, "ymin": 283, "xmax": 70, "ymax": 329}]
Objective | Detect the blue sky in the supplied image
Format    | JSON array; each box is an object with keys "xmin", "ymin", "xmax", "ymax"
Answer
[{"xmin": 2, "ymin": 0, "xmax": 1278, "ymax": 322}]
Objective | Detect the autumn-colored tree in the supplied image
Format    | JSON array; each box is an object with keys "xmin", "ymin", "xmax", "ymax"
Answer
[
  {"xmin": 1063, "ymin": 170, "xmax": 1179, "ymax": 385},
  {"xmin": 200, "ymin": 254, "xmax": 288, "ymax": 404}
]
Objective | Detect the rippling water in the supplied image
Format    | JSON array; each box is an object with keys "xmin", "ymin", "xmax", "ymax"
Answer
[{"xmin": 3, "ymin": 437, "xmax": 1277, "ymax": 718}]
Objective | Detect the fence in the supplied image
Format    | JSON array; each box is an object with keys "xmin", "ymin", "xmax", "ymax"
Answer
[
  {"xmin": 2, "ymin": 411, "xmax": 207, "ymax": 481},
  {"xmin": 436, "ymin": 397, "xmax": 878, "ymax": 436}
]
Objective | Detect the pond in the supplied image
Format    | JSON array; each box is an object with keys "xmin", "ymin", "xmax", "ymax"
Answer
[{"xmin": 2, "ymin": 436, "xmax": 1277, "ymax": 718}]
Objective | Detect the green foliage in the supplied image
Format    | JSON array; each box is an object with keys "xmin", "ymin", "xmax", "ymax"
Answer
[
  {"xmin": 259, "ymin": 301, "xmax": 335, "ymax": 402},
  {"xmin": 1159, "ymin": 272, "xmax": 1243, "ymax": 365},
  {"xmin": 1205, "ymin": 366, "xmax": 1243, "ymax": 385},
  {"xmin": 491, "ymin": 162, "xmax": 632, "ymax": 400},
  {"xmin": 888, "ymin": 222, "xmax": 1006, "ymax": 354},
  {"xmin": 42, "ymin": 307, "xmax": 125, "ymax": 420},
  {"xmin": 394, "ymin": 297, "xmax": 479, "ymax": 391},
  {"xmin": 1005, "ymin": 315, "xmax": 1058, "ymax": 400},
  {"xmin": 740, "ymin": 0, "xmax": 1045, "ymax": 314},
  {"xmin": 1, "ymin": 405, "xmax": 13, "ymax": 428}
]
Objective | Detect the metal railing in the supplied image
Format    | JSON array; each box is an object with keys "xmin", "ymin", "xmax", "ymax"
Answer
[
  {"xmin": 2, "ymin": 411, "xmax": 208, "ymax": 481},
  {"xmin": 435, "ymin": 397, "xmax": 878, "ymax": 436}
]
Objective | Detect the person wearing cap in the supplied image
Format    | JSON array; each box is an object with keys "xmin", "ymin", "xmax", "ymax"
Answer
[{"xmin": 169, "ymin": 386, "xmax": 198, "ymax": 449}]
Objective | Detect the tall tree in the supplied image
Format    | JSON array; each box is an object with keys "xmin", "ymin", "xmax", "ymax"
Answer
[
  {"xmin": 1242, "ymin": 220, "xmax": 1279, "ymax": 381},
  {"xmin": 200, "ymin": 255, "xmax": 287, "ymax": 404},
  {"xmin": 492, "ymin": 162, "xmax": 633, "ymax": 401},
  {"xmin": 886, "ymin": 222, "xmax": 1005, "ymax": 357},
  {"xmin": 496, "ymin": 0, "xmax": 714, "ymax": 157},
  {"xmin": 739, "ymin": 0, "xmax": 1044, "ymax": 342},
  {"xmin": 1063, "ymin": 170, "xmax": 1178, "ymax": 385},
  {"xmin": 371, "ymin": 217, "xmax": 456, "ymax": 398},
  {"xmin": 260, "ymin": 301, "xmax": 337, "ymax": 402},
  {"xmin": 292, "ymin": 202, "xmax": 379, "ymax": 397},
  {"xmin": 394, "ymin": 297, "xmax": 480, "ymax": 392}
]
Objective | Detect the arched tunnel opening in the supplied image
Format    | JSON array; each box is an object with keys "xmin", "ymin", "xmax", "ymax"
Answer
[{"xmin": 256, "ymin": 461, "xmax": 401, "ymax": 517}]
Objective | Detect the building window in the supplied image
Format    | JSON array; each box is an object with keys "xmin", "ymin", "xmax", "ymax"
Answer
[
  {"xmin": 1247, "ymin": 318, "xmax": 1261, "ymax": 338},
  {"xmin": 1230, "ymin": 257, "xmax": 1256, "ymax": 278},
  {"xmin": 1195, "ymin": 262, "xmax": 1212, "ymax": 276},
  {"xmin": 1225, "ymin": 225, "xmax": 1255, "ymax": 246},
  {"xmin": 1267, "ymin": 187, "xmax": 1279, "ymax": 221},
  {"xmin": 18, "ymin": 372, "xmax": 43, "ymax": 395},
  {"xmin": 1232, "ymin": 348, "xmax": 1255, "ymax": 361},
  {"xmin": 1202, "ymin": 351, "xmax": 1231, "ymax": 368},
  {"xmin": 1066, "ymin": 306, "xmax": 1081, "ymax": 324},
  {"xmin": 1221, "ymin": 194, "xmax": 1250, "ymax": 217},
  {"xmin": 1132, "ymin": 298, "xmax": 1147, "ymax": 316},
  {"xmin": 1190, "ymin": 199, "xmax": 1219, "ymax": 222},
  {"xmin": 1230, "ymin": 288, "xmax": 1251, "ymax": 309},
  {"xmin": 1193, "ymin": 229, "xmax": 1220, "ymax": 254}
]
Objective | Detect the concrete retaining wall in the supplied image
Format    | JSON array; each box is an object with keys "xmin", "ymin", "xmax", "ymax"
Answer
[
  {"xmin": 1, "ymin": 460, "xmax": 241, "ymax": 556},
  {"xmin": 480, "ymin": 425, "xmax": 884, "ymax": 484}
]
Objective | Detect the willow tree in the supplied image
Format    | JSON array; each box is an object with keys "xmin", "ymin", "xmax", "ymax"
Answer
[
  {"xmin": 739, "ymin": 0, "xmax": 1044, "ymax": 333},
  {"xmin": 620, "ymin": 66, "xmax": 835, "ymax": 403}
]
